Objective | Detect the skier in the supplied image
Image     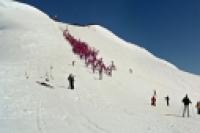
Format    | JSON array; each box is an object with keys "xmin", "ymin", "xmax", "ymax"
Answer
[
  {"xmin": 182, "ymin": 94, "xmax": 192, "ymax": 117},
  {"xmin": 165, "ymin": 95, "xmax": 170, "ymax": 106},
  {"xmin": 151, "ymin": 95, "xmax": 156, "ymax": 106},
  {"xmin": 68, "ymin": 74, "xmax": 75, "ymax": 89},
  {"xmin": 195, "ymin": 101, "xmax": 200, "ymax": 114}
]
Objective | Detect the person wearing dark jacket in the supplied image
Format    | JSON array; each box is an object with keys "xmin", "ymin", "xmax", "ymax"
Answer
[
  {"xmin": 182, "ymin": 94, "xmax": 192, "ymax": 117},
  {"xmin": 68, "ymin": 74, "xmax": 75, "ymax": 89},
  {"xmin": 196, "ymin": 101, "xmax": 200, "ymax": 114},
  {"xmin": 151, "ymin": 96, "xmax": 156, "ymax": 106},
  {"xmin": 165, "ymin": 95, "xmax": 170, "ymax": 106}
]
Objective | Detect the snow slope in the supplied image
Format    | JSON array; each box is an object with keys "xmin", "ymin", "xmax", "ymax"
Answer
[{"xmin": 0, "ymin": 0, "xmax": 200, "ymax": 133}]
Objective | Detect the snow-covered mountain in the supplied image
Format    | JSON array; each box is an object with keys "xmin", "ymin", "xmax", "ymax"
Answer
[{"xmin": 0, "ymin": 0, "xmax": 200, "ymax": 133}]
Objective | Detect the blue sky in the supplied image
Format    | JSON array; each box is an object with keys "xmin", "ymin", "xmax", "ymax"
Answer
[{"xmin": 21, "ymin": 0, "xmax": 200, "ymax": 75}]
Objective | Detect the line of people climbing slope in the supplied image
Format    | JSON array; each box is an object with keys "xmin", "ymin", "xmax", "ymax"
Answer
[{"xmin": 63, "ymin": 29, "xmax": 116, "ymax": 80}]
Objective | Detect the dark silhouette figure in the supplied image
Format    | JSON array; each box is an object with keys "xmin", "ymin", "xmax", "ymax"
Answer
[
  {"xmin": 182, "ymin": 94, "xmax": 192, "ymax": 117},
  {"xmin": 68, "ymin": 74, "xmax": 75, "ymax": 89},
  {"xmin": 165, "ymin": 96, "xmax": 170, "ymax": 106},
  {"xmin": 151, "ymin": 96, "xmax": 156, "ymax": 106},
  {"xmin": 196, "ymin": 101, "xmax": 200, "ymax": 114}
]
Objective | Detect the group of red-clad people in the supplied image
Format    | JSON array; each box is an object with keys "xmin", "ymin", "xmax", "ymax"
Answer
[{"xmin": 63, "ymin": 29, "xmax": 116, "ymax": 79}]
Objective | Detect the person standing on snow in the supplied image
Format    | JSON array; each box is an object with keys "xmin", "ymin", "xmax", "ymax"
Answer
[
  {"xmin": 165, "ymin": 95, "xmax": 170, "ymax": 106},
  {"xmin": 195, "ymin": 101, "xmax": 200, "ymax": 114},
  {"xmin": 68, "ymin": 74, "xmax": 75, "ymax": 89},
  {"xmin": 151, "ymin": 90, "xmax": 157, "ymax": 106},
  {"xmin": 151, "ymin": 95, "xmax": 156, "ymax": 106},
  {"xmin": 182, "ymin": 94, "xmax": 192, "ymax": 117}
]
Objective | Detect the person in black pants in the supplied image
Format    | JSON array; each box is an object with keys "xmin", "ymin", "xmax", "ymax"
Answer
[
  {"xmin": 68, "ymin": 74, "xmax": 75, "ymax": 89},
  {"xmin": 182, "ymin": 94, "xmax": 192, "ymax": 117},
  {"xmin": 165, "ymin": 95, "xmax": 170, "ymax": 106}
]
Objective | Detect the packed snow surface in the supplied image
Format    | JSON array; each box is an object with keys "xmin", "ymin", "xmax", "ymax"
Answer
[{"xmin": 0, "ymin": 0, "xmax": 200, "ymax": 133}]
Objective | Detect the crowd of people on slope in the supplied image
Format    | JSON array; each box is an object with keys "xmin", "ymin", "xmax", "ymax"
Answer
[
  {"xmin": 63, "ymin": 29, "xmax": 116, "ymax": 80},
  {"xmin": 150, "ymin": 90, "xmax": 200, "ymax": 117},
  {"xmin": 66, "ymin": 73, "xmax": 200, "ymax": 118},
  {"xmin": 25, "ymin": 22, "xmax": 199, "ymax": 118},
  {"xmin": 66, "ymin": 71, "xmax": 200, "ymax": 118}
]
